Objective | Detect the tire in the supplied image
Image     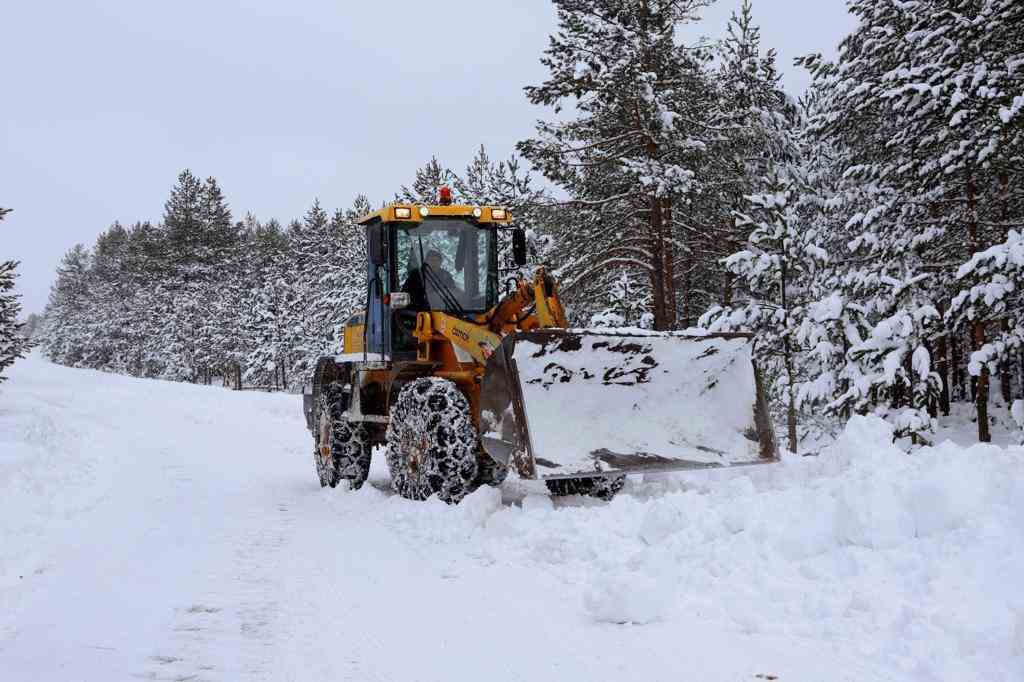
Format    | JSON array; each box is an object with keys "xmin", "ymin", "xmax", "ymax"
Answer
[
  {"xmin": 386, "ymin": 377, "xmax": 478, "ymax": 504},
  {"xmin": 545, "ymin": 475, "xmax": 626, "ymax": 501},
  {"xmin": 314, "ymin": 382, "xmax": 372, "ymax": 489}
]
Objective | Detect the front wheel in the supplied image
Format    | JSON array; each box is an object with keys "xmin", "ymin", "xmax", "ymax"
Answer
[
  {"xmin": 545, "ymin": 475, "xmax": 626, "ymax": 501},
  {"xmin": 386, "ymin": 378, "xmax": 478, "ymax": 504}
]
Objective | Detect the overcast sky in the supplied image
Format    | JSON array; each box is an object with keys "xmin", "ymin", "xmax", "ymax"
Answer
[{"xmin": 1, "ymin": 0, "xmax": 856, "ymax": 314}]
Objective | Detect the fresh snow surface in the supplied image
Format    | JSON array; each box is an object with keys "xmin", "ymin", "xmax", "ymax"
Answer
[{"xmin": 2, "ymin": 353, "xmax": 1023, "ymax": 681}]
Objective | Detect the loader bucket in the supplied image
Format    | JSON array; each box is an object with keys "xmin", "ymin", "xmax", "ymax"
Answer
[{"xmin": 480, "ymin": 330, "xmax": 777, "ymax": 480}]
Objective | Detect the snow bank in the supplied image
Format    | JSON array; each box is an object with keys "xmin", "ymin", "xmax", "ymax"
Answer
[
  {"xmin": 0, "ymin": 358, "xmax": 122, "ymax": 587},
  {"xmin": 336, "ymin": 414, "xmax": 1024, "ymax": 679}
]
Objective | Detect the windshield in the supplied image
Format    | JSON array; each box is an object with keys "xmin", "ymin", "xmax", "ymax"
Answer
[{"xmin": 395, "ymin": 218, "xmax": 498, "ymax": 314}]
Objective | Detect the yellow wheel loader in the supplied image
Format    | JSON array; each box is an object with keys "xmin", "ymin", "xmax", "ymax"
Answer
[{"xmin": 302, "ymin": 189, "xmax": 777, "ymax": 504}]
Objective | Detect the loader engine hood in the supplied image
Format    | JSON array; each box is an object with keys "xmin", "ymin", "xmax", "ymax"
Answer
[{"xmin": 481, "ymin": 329, "xmax": 777, "ymax": 480}]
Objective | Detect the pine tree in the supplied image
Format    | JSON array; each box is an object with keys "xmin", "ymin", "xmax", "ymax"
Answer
[
  {"xmin": 951, "ymin": 229, "xmax": 1024, "ymax": 400},
  {"xmin": 163, "ymin": 169, "xmax": 207, "ymax": 280},
  {"xmin": 590, "ymin": 271, "xmax": 651, "ymax": 328},
  {"xmin": 702, "ymin": 169, "xmax": 829, "ymax": 452},
  {"xmin": 0, "ymin": 208, "xmax": 32, "ymax": 382},
  {"xmin": 801, "ymin": 0, "xmax": 1024, "ymax": 442},
  {"xmin": 696, "ymin": 0, "xmax": 794, "ymax": 315},
  {"xmin": 39, "ymin": 244, "xmax": 93, "ymax": 367},
  {"xmin": 400, "ymin": 157, "xmax": 458, "ymax": 203},
  {"xmin": 453, "ymin": 146, "xmax": 553, "ymax": 283},
  {"xmin": 519, "ymin": 0, "xmax": 719, "ymax": 331},
  {"xmin": 286, "ymin": 198, "xmax": 353, "ymax": 382},
  {"xmin": 156, "ymin": 171, "xmax": 239, "ymax": 381}
]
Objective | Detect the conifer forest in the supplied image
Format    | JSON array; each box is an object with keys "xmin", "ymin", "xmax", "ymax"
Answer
[{"xmin": 27, "ymin": 0, "xmax": 1024, "ymax": 449}]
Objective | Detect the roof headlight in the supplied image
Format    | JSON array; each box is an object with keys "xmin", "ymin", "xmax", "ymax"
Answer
[
  {"xmin": 472, "ymin": 207, "xmax": 482, "ymax": 218},
  {"xmin": 491, "ymin": 208, "xmax": 507, "ymax": 220},
  {"xmin": 419, "ymin": 206, "xmax": 430, "ymax": 217},
  {"xmin": 394, "ymin": 207, "xmax": 412, "ymax": 219}
]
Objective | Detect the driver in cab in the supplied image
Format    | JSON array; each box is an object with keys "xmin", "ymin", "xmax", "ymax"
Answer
[{"xmin": 404, "ymin": 249, "xmax": 464, "ymax": 309}]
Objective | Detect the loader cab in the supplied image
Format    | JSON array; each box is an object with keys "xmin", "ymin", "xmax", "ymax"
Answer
[{"xmin": 358, "ymin": 200, "xmax": 514, "ymax": 359}]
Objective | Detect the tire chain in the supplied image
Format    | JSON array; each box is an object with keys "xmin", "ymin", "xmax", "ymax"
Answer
[
  {"xmin": 315, "ymin": 383, "xmax": 371, "ymax": 489},
  {"xmin": 386, "ymin": 377, "xmax": 479, "ymax": 504}
]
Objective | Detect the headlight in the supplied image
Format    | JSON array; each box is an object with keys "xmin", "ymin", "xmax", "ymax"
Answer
[
  {"xmin": 394, "ymin": 207, "xmax": 412, "ymax": 219},
  {"xmin": 419, "ymin": 206, "xmax": 430, "ymax": 217},
  {"xmin": 491, "ymin": 208, "xmax": 507, "ymax": 220},
  {"xmin": 472, "ymin": 207, "xmax": 482, "ymax": 218}
]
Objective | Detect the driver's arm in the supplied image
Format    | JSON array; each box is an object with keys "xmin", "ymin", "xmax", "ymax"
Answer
[{"xmin": 441, "ymin": 270, "xmax": 465, "ymax": 298}]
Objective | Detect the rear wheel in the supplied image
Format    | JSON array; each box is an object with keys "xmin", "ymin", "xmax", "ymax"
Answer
[
  {"xmin": 386, "ymin": 378, "xmax": 478, "ymax": 504},
  {"xmin": 545, "ymin": 475, "xmax": 626, "ymax": 501},
  {"xmin": 314, "ymin": 382, "xmax": 372, "ymax": 489}
]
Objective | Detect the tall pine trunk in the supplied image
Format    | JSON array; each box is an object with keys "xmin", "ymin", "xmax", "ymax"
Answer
[
  {"xmin": 662, "ymin": 199, "xmax": 677, "ymax": 330},
  {"xmin": 936, "ymin": 330, "xmax": 951, "ymax": 416},
  {"xmin": 681, "ymin": 258, "xmax": 692, "ymax": 328},
  {"xmin": 784, "ymin": 348, "xmax": 798, "ymax": 454},
  {"xmin": 1000, "ymin": 319, "xmax": 1012, "ymax": 405},
  {"xmin": 966, "ymin": 177, "xmax": 991, "ymax": 442},
  {"xmin": 998, "ymin": 172, "xmax": 1012, "ymax": 405},
  {"xmin": 648, "ymin": 193, "xmax": 668, "ymax": 330},
  {"xmin": 951, "ymin": 332, "xmax": 963, "ymax": 401},
  {"xmin": 924, "ymin": 339, "xmax": 938, "ymax": 418},
  {"xmin": 972, "ymin": 321, "xmax": 991, "ymax": 442},
  {"xmin": 780, "ymin": 259, "xmax": 797, "ymax": 453},
  {"xmin": 1019, "ymin": 351, "xmax": 1024, "ymax": 399}
]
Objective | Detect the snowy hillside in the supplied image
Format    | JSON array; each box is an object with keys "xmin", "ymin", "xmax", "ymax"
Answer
[{"xmin": 2, "ymin": 354, "xmax": 1022, "ymax": 681}]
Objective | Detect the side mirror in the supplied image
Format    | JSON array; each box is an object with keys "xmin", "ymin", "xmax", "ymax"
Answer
[
  {"xmin": 512, "ymin": 228, "xmax": 527, "ymax": 267},
  {"xmin": 368, "ymin": 225, "xmax": 385, "ymax": 266}
]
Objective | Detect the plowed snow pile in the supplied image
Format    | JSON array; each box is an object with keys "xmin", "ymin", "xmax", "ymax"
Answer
[{"xmin": 1, "ymin": 353, "xmax": 1022, "ymax": 681}]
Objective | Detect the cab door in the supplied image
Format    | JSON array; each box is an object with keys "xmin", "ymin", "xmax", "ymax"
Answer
[{"xmin": 364, "ymin": 220, "xmax": 391, "ymax": 358}]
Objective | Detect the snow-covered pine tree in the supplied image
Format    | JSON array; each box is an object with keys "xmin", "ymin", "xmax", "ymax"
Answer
[
  {"xmin": 694, "ymin": 1, "xmax": 794, "ymax": 318},
  {"xmin": 951, "ymin": 229, "xmax": 1024, "ymax": 404},
  {"xmin": 701, "ymin": 168, "xmax": 828, "ymax": 452},
  {"xmin": 207, "ymin": 213, "xmax": 263, "ymax": 389},
  {"xmin": 123, "ymin": 221, "xmax": 167, "ymax": 378},
  {"xmin": 241, "ymin": 218, "xmax": 295, "ymax": 389},
  {"xmin": 801, "ymin": 0, "xmax": 1024, "ymax": 442},
  {"xmin": 453, "ymin": 146, "xmax": 554, "ymax": 284},
  {"xmin": 590, "ymin": 271, "xmax": 651, "ymax": 328},
  {"xmin": 243, "ymin": 270, "xmax": 295, "ymax": 390},
  {"xmin": 785, "ymin": 88, "xmax": 874, "ymax": 430},
  {"xmin": 399, "ymin": 157, "xmax": 459, "ymax": 204},
  {"xmin": 519, "ymin": 0, "xmax": 718, "ymax": 330},
  {"xmin": 157, "ymin": 171, "xmax": 238, "ymax": 382},
  {"xmin": 39, "ymin": 244, "xmax": 93, "ymax": 367},
  {"xmin": 333, "ymin": 194, "xmax": 371, "ymax": 313},
  {"xmin": 85, "ymin": 223, "xmax": 133, "ymax": 372},
  {"xmin": 0, "ymin": 207, "xmax": 32, "ymax": 383},
  {"xmin": 284, "ymin": 198, "xmax": 367, "ymax": 384},
  {"xmin": 19, "ymin": 313, "xmax": 42, "ymax": 341}
]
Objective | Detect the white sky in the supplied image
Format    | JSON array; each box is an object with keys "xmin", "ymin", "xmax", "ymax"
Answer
[{"xmin": 1, "ymin": 0, "xmax": 855, "ymax": 314}]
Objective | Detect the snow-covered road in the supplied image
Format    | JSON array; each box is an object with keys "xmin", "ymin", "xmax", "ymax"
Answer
[{"xmin": 2, "ymin": 354, "xmax": 1023, "ymax": 681}]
